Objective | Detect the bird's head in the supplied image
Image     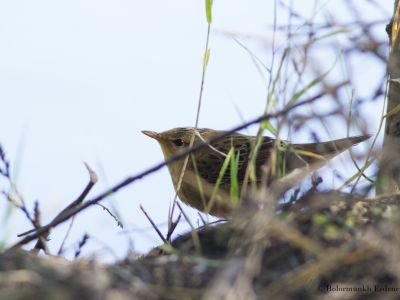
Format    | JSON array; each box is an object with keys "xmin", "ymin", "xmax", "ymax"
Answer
[{"xmin": 142, "ymin": 127, "xmax": 206, "ymax": 159}]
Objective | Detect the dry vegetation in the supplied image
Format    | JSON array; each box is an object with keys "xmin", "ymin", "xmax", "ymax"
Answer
[{"xmin": 1, "ymin": 1, "xmax": 400, "ymax": 299}]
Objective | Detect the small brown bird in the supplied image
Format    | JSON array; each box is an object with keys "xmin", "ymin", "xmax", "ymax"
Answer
[{"xmin": 143, "ymin": 127, "xmax": 370, "ymax": 217}]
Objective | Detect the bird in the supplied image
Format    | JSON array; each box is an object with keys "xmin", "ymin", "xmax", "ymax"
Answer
[{"xmin": 142, "ymin": 127, "xmax": 370, "ymax": 217}]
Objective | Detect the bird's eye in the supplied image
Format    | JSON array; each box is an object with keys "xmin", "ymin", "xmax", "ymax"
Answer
[{"xmin": 173, "ymin": 139, "xmax": 184, "ymax": 147}]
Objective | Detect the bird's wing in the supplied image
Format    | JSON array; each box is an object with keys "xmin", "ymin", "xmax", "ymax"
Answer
[
  {"xmin": 193, "ymin": 133, "xmax": 243, "ymax": 185},
  {"xmin": 193, "ymin": 133, "xmax": 370, "ymax": 185},
  {"xmin": 193, "ymin": 134, "xmax": 275, "ymax": 185}
]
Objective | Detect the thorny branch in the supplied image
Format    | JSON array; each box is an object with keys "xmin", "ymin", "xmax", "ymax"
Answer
[
  {"xmin": 14, "ymin": 163, "xmax": 98, "ymax": 252},
  {"xmin": 0, "ymin": 144, "xmax": 40, "ymax": 235}
]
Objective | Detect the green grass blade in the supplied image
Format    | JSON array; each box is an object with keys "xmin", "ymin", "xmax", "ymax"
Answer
[
  {"xmin": 207, "ymin": 148, "xmax": 233, "ymax": 212},
  {"xmin": 261, "ymin": 119, "xmax": 277, "ymax": 137},
  {"xmin": 205, "ymin": 0, "xmax": 212, "ymax": 24},
  {"xmin": 203, "ymin": 48, "xmax": 211, "ymax": 67},
  {"xmin": 191, "ymin": 155, "xmax": 207, "ymax": 210},
  {"xmin": 287, "ymin": 71, "xmax": 329, "ymax": 108},
  {"xmin": 230, "ymin": 150, "xmax": 240, "ymax": 205}
]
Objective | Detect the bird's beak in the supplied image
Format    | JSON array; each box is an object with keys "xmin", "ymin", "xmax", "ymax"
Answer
[{"xmin": 142, "ymin": 130, "xmax": 161, "ymax": 141}]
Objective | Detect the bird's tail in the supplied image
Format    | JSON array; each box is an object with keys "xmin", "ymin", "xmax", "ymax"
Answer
[
  {"xmin": 302, "ymin": 134, "xmax": 371, "ymax": 156},
  {"xmin": 286, "ymin": 134, "xmax": 371, "ymax": 169}
]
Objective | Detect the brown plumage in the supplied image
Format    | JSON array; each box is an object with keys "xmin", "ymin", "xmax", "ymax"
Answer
[{"xmin": 143, "ymin": 127, "xmax": 370, "ymax": 216}]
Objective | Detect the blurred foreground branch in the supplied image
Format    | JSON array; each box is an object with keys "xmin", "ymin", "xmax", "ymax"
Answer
[{"xmin": 2, "ymin": 190, "xmax": 400, "ymax": 300}]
